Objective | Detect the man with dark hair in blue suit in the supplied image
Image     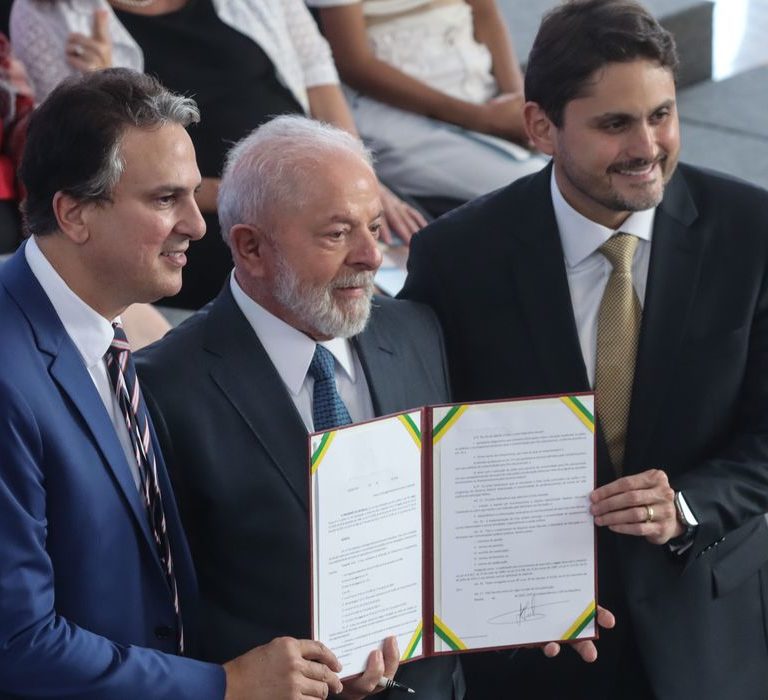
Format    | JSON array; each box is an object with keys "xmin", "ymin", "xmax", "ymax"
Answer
[{"xmin": 0, "ymin": 68, "xmax": 345, "ymax": 699}]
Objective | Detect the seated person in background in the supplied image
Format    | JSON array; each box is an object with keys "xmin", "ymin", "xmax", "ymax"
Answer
[
  {"xmin": 310, "ymin": 0, "xmax": 547, "ymax": 205},
  {"xmin": 0, "ymin": 3, "xmax": 10, "ymax": 36},
  {"xmin": 0, "ymin": 31, "xmax": 33, "ymax": 253},
  {"xmin": 11, "ymin": 0, "xmax": 426, "ymax": 309}
]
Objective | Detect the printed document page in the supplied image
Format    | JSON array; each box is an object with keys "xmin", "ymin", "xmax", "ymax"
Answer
[
  {"xmin": 310, "ymin": 413, "xmax": 424, "ymax": 675},
  {"xmin": 431, "ymin": 395, "xmax": 596, "ymax": 653}
]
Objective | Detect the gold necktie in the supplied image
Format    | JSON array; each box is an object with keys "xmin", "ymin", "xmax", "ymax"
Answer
[{"xmin": 595, "ymin": 233, "xmax": 641, "ymax": 474}]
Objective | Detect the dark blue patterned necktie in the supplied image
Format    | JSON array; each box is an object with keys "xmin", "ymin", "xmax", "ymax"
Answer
[
  {"xmin": 104, "ymin": 322, "xmax": 184, "ymax": 654},
  {"xmin": 308, "ymin": 344, "xmax": 352, "ymax": 431}
]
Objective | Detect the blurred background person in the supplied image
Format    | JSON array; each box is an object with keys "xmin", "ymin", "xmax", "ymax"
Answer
[
  {"xmin": 0, "ymin": 30, "xmax": 33, "ymax": 253},
  {"xmin": 309, "ymin": 0, "xmax": 546, "ymax": 210},
  {"xmin": 11, "ymin": 0, "xmax": 426, "ymax": 309}
]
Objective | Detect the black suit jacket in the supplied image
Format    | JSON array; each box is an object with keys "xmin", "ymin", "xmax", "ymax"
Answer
[
  {"xmin": 400, "ymin": 163, "xmax": 768, "ymax": 700},
  {"xmin": 137, "ymin": 287, "xmax": 456, "ymax": 698}
]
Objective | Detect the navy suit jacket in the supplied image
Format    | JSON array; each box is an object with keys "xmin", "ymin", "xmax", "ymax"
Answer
[
  {"xmin": 0, "ymin": 248, "xmax": 224, "ymax": 699},
  {"xmin": 137, "ymin": 286, "xmax": 458, "ymax": 699},
  {"xmin": 401, "ymin": 163, "xmax": 768, "ymax": 700}
]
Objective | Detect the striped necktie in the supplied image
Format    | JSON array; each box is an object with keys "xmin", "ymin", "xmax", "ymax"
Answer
[
  {"xmin": 105, "ymin": 322, "xmax": 184, "ymax": 654},
  {"xmin": 595, "ymin": 233, "xmax": 642, "ymax": 474},
  {"xmin": 308, "ymin": 344, "xmax": 352, "ymax": 431}
]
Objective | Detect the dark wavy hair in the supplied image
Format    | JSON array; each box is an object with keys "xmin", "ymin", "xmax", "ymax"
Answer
[
  {"xmin": 525, "ymin": 0, "xmax": 679, "ymax": 127},
  {"xmin": 20, "ymin": 68, "xmax": 199, "ymax": 236}
]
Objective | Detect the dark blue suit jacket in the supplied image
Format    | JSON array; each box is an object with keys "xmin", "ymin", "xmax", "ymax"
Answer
[{"xmin": 0, "ymin": 247, "xmax": 224, "ymax": 698}]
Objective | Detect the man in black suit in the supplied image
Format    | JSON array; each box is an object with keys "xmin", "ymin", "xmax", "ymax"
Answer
[
  {"xmin": 137, "ymin": 115, "xmax": 461, "ymax": 698},
  {"xmin": 400, "ymin": 1, "xmax": 768, "ymax": 698}
]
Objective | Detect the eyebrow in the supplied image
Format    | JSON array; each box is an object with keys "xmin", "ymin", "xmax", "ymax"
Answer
[
  {"xmin": 146, "ymin": 183, "xmax": 200, "ymax": 196},
  {"xmin": 326, "ymin": 209, "xmax": 385, "ymax": 224},
  {"xmin": 591, "ymin": 99, "xmax": 677, "ymax": 123}
]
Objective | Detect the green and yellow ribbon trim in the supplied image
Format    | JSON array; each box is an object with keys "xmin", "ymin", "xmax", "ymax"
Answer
[
  {"xmin": 402, "ymin": 621, "xmax": 423, "ymax": 660},
  {"xmin": 562, "ymin": 601, "xmax": 596, "ymax": 640},
  {"xmin": 560, "ymin": 396, "xmax": 595, "ymax": 433},
  {"xmin": 432, "ymin": 405, "xmax": 469, "ymax": 444},
  {"xmin": 310, "ymin": 431, "xmax": 336, "ymax": 474},
  {"xmin": 434, "ymin": 614, "xmax": 467, "ymax": 651},
  {"xmin": 398, "ymin": 414, "xmax": 422, "ymax": 448}
]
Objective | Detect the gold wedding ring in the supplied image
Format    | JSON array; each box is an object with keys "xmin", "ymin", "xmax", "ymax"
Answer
[{"xmin": 645, "ymin": 505, "xmax": 655, "ymax": 523}]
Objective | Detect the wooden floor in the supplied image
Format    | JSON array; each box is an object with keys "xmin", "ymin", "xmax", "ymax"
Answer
[{"xmin": 713, "ymin": 0, "xmax": 768, "ymax": 78}]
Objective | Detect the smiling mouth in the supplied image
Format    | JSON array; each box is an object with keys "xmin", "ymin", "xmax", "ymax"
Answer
[
  {"xmin": 160, "ymin": 250, "xmax": 188, "ymax": 265},
  {"xmin": 609, "ymin": 156, "xmax": 665, "ymax": 177}
]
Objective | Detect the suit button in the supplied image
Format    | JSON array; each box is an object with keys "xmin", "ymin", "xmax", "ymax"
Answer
[{"xmin": 155, "ymin": 625, "xmax": 173, "ymax": 640}]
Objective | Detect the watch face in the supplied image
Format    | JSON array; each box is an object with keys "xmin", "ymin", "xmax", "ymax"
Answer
[{"xmin": 674, "ymin": 492, "xmax": 695, "ymax": 529}]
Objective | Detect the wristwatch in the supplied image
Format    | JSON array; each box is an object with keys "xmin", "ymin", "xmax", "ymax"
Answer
[{"xmin": 673, "ymin": 490, "xmax": 697, "ymax": 542}]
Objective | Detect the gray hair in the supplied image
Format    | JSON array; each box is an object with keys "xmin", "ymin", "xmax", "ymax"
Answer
[
  {"xmin": 21, "ymin": 68, "xmax": 200, "ymax": 236},
  {"xmin": 79, "ymin": 84, "xmax": 200, "ymax": 203},
  {"xmin": 217, "ymin": 115, "xmax": 373, "ymax": 244}
]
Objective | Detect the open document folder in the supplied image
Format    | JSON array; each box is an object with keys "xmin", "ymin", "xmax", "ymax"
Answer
[{"xmin": 309, "ymin": 394, "xmax": 597, "ymax": 677}]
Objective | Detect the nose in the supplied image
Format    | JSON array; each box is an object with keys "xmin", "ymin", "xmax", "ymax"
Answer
[
  {"xmin": 179, "ymin": 196, "xmax": 206, "ymax": 241},
  {"xmin": 627, "ymin": 122, "xmax": 657, "ymax": 161},
  {"xmin": 347, "ymin": 228, "xmax": 383, "ymax": 271}
]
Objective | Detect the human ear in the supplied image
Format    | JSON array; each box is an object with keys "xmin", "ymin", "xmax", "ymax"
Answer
[
  {"xmin": 52, "ymin": 191, "xmax": 91, "ymax": 244},
  {"xmin": 524, "ymin": 102, "xmax": 556, "ymax": 157},
  {"xmin": 229, "ymin": 224, "xmax": 270, "ymax": 278}
]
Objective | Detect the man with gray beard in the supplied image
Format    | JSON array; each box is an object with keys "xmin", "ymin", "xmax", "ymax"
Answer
[{"xmin": 136, "ymin": 115, "xmax": 461, "ymax": 699}]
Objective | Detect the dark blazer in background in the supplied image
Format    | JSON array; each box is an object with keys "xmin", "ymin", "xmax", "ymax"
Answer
[
  {"xmin": 137, "ymin": 287, "xmax": 457, "ymax": 699},
  {"xmin": 400, "ymin": 162, "xmax": 768, "ymax": 700},
  {"xmin": 0, "ymin": 248, "xmax": 222, "ymax": 698}
]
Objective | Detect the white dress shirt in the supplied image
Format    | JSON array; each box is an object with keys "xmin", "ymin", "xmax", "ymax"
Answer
[
  {"xmin": 25, "ymin": 237, "xmax": 141, "ymax": 489},
  {"xmin": 550, "ymin": 169, "xmax": 655, "ymax": 387},
  {"xmin": 230, "ymin": 273, "xmax": 375, "ymax": 432},
  {"xmin": 550, "ymin": 173, "xmax": 698, "ymax": 531}
]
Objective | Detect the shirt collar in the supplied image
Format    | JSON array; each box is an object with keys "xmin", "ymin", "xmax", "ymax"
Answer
[
  {"xmin": 550, "ymin": 168, "xmax": 656, "ymax": 268},
  {"xmin": 229, "ymin": 272, "xmax": 356, "ymax": 396},
  {"xmin": 25, "ymin": 236, "xmax": 117, "ymax": 368}
]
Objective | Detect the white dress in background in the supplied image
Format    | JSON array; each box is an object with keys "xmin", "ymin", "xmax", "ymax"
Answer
[{"xmin": 308, "ymin": 0, "xmax": 545, "ymax": 201}]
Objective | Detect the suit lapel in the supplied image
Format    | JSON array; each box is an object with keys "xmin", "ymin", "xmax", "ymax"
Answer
[
  {"xmin": 625, "ymin": 169, "xmax": 701, "ymax": 470},
  {"xmin": 48, "ymin": 350, "xmax": 160, "ymax": 552},
  {"xmin": 507, "ymin": 167, "xmax": 591, "ymax": 394},
  {"xmin": 2, "ymin": 250, "xmax": 159, "ymax": 557},
  {"xmin": 203, "ymin": 287, "xmax": 310, "ymax": 510},
  {"xmin": 353, "ymin": 305, "xmax": 399, "ymax": 415}
]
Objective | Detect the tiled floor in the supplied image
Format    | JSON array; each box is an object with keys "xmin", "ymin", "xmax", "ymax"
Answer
[{"xmin": 713, "ymin": 0, "xmax": 768, "ymax": 78}]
